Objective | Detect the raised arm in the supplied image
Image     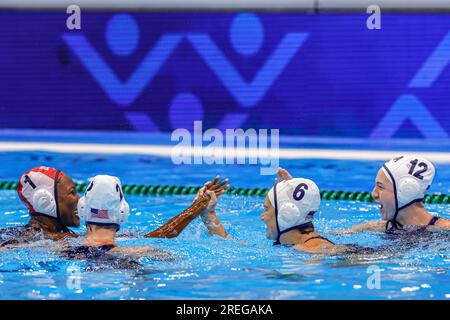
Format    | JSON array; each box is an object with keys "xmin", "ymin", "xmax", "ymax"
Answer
[
  {"xmin": 197, "ymin": 186, "xmax": 229, "ymax": 238},
  {"xmin": 276, "ymin": 167, "xmax": 293, "ymax": 182},
  {"xmin": 144, "ymin": 176, "xmax": 229, "ymax": 238},
  {"xmin": 143, "ymin": 196, "xmax": 209, "ymax": 238}
]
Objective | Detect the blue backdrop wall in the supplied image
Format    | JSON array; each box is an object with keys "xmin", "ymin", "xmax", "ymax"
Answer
[{"xmin": 1, "ymin": 12, "xmax": 450, "ymax": 139}]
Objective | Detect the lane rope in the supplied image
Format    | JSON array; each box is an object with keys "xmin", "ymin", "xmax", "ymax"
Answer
[{"xmin": 0, "ymin": 181, "xmax": 449, "ymax": 204}]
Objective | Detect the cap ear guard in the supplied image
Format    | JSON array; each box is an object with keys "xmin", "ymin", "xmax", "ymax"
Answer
[
  {"xmin": 397, "ymin": 177, "xmax": 422, "ymax": 208},
  {"xmin": 77, "ymin": 180, "xmax": 93, "ymax": 221},
  {"xmin": 118, "ymin": 200, "xmax": 129, "ymax": 224},
  {"xmin": 32, "ymin": 188, "xmax": 56, "ymax": 216},
  {"xmin": 277, "ymin": 201, "xmax": 303, "ymax": 231},
  {"xmin": 18, "ymin": 167, "xmax": 62, "ymax": 219},
  {"xmin": 115, "ymin": 180, "xmax": 129, "ymax": 224},
  {"xmin": 77, "ymin": 196, "xmax": 88, "ymax": 221}
]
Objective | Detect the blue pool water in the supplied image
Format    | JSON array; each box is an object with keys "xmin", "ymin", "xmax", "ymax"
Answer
[{"xmin": 0, "ymin": 151, "xmax": 450, "ymax": 300}]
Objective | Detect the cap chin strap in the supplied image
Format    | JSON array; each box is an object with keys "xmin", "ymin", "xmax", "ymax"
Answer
[
  {"xmin": 53, "ymin": 170, "xmax": 73, "ymax": 234},
  {"xmin": 53, "ymin": 170, "xmax": 61, "ymax": 220},
  {"xmin": 382, "ymin": 164, "xmax": 403, "ymax": 231},
  {"xmin": 273, "ymin": 182, "xmax": 281, "ymax": 245},
  {"xmin": 382, "ymin": 165, "xmax": 424, "ymax": 232},
  {"xmin": 52, "ymin": 170, "xmax": 75, "ymax": 233}
]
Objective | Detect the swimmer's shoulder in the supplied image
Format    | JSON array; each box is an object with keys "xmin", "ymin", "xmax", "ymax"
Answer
[{"xmin": 293, "ymin": 238, "xmax": 338, "ymax": 254}]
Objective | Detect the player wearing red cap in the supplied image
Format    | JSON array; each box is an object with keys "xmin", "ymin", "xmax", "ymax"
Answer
[{"xmin": 0, "ymin": 167, "xmax": 229, "ymax": 249}]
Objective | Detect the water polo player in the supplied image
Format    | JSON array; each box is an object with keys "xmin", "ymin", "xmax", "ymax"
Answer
[
  {"xmin": 61, "ymin": 175, "xmax": 229, "ymax": 267},
  {"xmin": 334, "ymin": 156, "xmax": 449, "ymax": 234},
  {"xmin": 61, "ymin": 175, "xmax": 174, "ymax": 266},
  {"xmin": 1, "ymin": 166, "xmax": 229, "ymax": 249},
  {"xmin": 0, "ymin": 166, "xmax": 81, "ymax": 247},
  {"xmin": 195, "ymin": 169, "xmax": 367, "ymax": 254},
  {"xmin": 261, "ymin": 173, "xmax": 355, "ymax": 254}
]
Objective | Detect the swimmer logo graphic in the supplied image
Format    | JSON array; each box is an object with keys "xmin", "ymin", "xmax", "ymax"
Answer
[
  {"xmin": 62, "ymin": 13, "xmax": 308, "ymax": 131},
  {"xmin": 62, "ymin": 14, "xmax": 181, "ymax": 131},
  {"xmin": 371, "ymin": 31, "xmax": 450, "ymax": 139},
  {"xmin": 63, "ymin": 15, "xmax": 182, "ymax": 108},
  {"xmin": 186, "ymin": 13, "xmax": 308, "ymax": 129}
]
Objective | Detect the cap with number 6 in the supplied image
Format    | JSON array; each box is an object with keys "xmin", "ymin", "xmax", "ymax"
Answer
[{"xmin": 267, "ymin": 178, "xmax": 321, "ymax": 243}]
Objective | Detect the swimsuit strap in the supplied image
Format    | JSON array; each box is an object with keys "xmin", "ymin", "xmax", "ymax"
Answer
[
  {"xmin": 304, "ymin": 236, "xmax": 335, "ymax": 245},
  {"xmin": 428, "ymin": 216, "xmax": 440, "ymax": 226}
]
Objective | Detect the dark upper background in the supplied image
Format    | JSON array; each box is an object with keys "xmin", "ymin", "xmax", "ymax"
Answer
[{"xmin": 0, "ymin": 11, "xmax": 449, "ymax": 139}]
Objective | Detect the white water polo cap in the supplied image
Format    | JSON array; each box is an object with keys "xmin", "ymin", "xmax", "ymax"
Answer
[
  {"xmin": 17, "ymin": 166, "xmax": 64, "ymax": 219},
  {"xmin": 267, "ymin": 178, "xmax": 321, "ymax": 242},
  {"xmin": 381, "ymin": 156, "xmax": 435, "ymax": 211},
  {"xmin": 77, "ymin": 175, "xmax": 129, "ymax": 229}
]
